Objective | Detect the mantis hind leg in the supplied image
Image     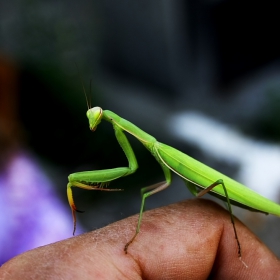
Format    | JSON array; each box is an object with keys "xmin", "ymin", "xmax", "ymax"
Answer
[{"xmin": 196, "ymin": 179, "xmax": 242, "ymax": 260}]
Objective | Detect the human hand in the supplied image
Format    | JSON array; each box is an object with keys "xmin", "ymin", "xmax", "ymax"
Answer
[{"xmin": 1, "ymin": 199, "xmax": 279, "ymax": 279}]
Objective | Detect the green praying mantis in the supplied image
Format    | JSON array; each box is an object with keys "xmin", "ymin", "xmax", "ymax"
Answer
[{"xmin": 67, "ymin": 102, "xmax": 280, "ymax": 262}]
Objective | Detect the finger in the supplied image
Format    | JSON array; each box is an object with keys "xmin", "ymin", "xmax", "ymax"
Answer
[{"xmin": 1, "ymin": 199, "xmax": 279, "ymax": 280}]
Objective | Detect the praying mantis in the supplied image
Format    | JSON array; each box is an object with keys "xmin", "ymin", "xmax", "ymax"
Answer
[{"xmin": 67, "ymin": 105, "xmax": 280, "ymax": 262}]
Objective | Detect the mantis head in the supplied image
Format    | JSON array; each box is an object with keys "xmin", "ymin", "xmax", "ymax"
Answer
[{"xmin": 86, "ymin": 106, "xmax": 103, "ymax": 131}]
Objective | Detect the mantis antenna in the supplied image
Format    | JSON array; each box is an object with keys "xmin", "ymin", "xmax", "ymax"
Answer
[{"xmin": 75, "ymin": 62, "xmax": 90, "ymax": 110}]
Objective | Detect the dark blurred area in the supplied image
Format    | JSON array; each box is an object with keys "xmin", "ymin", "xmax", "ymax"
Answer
[{"xmin": 1, "ymin": 0, "xmax": 280, "ymax": 260}]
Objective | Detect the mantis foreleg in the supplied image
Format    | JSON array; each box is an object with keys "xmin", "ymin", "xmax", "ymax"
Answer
[{"xmin": 67, "ymin": 123, "xmax": 138, "ymax": 234}]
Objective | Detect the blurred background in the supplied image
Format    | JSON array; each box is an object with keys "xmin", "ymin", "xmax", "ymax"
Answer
[{"xmin": 1, "ymin": 0, "xmax": 280, "ymax": 263}]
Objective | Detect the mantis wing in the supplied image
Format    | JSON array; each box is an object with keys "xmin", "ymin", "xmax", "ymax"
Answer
[{"xmin": 156, "ymin": 142, "xmax": 280, "ymax": 216}]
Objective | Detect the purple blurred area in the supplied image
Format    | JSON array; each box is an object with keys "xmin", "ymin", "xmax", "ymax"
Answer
[
  {"xmin": 0, "ymin": 55, "xmax": 82, "ymax": 265},
  {"xmin": 0, "ymin": 151, "xmax": 80, "ymax": 264}
]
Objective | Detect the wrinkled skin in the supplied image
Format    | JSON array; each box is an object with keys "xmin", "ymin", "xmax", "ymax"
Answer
[{"xmin": 1, "ymin": 199, "xmax": 280, "ymax": 280}]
